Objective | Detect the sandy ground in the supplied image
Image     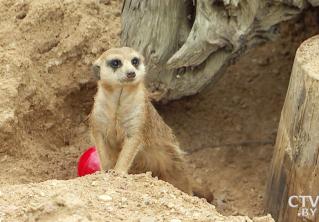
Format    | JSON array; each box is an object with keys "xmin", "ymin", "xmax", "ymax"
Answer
[
  {"xmin": 0, "ymin": 172, "xmax": 276, "ymax": 222},
  {"xmin": 0, "ymin": 0, "xmax": 318, "ymax": 221}
]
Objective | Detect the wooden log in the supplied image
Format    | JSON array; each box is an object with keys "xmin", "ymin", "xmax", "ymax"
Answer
[
  {"xmin": 121, "ymin": 0, "xmax": 319, "ymax": 101},
  {"xmin": 265, "ymin": 35, "xmax": 319, "ymax": 222},
  {"xmin": 121, "ymin": 0, "xmax": 191, "ymax": 101}
]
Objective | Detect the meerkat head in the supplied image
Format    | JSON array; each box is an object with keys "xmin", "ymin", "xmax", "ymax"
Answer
[{"xmin": 92, "ymin": 47, "xmax": 145, "ymax": 86}]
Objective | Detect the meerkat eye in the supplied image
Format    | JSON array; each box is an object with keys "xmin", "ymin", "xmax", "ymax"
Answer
[
  {"xmin": 131, "ymin": 57, "xmax": 140, "ymax": 66},
  {"xmin": 109, "ymin": 59, "xmax": 122, "ymax": 69}
]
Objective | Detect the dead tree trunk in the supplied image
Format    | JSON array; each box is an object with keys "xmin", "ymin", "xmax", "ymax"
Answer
[
  {"xmin": 265, "ymin": 35, "xmax": 319, "ymax": 222},
  {"xmin": 121, "ymin": 0, "xmax": 319, "ymax": 101}
]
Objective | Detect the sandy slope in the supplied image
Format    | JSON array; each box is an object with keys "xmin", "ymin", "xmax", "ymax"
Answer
[{"xmin": 0, "ymin": 172, "xmax": 274, "ymax": 222}]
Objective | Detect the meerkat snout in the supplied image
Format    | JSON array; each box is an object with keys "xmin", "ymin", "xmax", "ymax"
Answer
[{"xmin": 126, "ymin": 71, "xmax": 136, "ymax": 79}]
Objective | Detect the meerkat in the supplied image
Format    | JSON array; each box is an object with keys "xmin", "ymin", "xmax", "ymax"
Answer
[{"xmin": 90, "ymin": 47, "xmax": 213, "ymax": 202}]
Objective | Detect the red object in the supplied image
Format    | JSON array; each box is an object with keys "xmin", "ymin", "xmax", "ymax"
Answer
[{"xmin": 77, "ymin": 146, "xmax": 101, "ymax": 176}]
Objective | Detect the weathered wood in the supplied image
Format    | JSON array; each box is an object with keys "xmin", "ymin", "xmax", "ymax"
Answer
[
  {"xmin": 265, "ymin": 35, "xmax": 319, "ymax": 222},
  {"xmin": 121, "ymin": 0, "xmax": 318, "ymax": 101},
  {"xmin": 121, "ymin": 0, "xmax": 191, "ymax": 101},
  {"xmin": 277, "ymin": 0, "xmax": 319, "ymax": 8}
]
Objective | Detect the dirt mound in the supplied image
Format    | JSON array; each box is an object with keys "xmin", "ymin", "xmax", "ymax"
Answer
[
  {"xmin": 0, "ymin": 172, "xmax": 274, "ymax": 222},
  {"xmin": 0, "ymin": 0, "xmax": 120, "ymax": 183}
]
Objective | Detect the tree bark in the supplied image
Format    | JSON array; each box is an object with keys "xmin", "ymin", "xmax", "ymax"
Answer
[
  {"xmin": 121, "ymin": 0, "xmax": 318, "ymax": 101},
  {"xmin": 265, "ymin": 35, "xmax": 319, "ymax": 222}
]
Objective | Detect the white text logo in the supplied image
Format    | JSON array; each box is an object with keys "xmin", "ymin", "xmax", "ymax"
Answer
[{"xmin": 288, "ymin": 195, "xmax": 319, "ymax": 218}]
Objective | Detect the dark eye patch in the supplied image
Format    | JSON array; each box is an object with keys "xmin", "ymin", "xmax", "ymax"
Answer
[
  {"xmin": 131, "ymin": 57, "xmax": 140, "ymax": 66},
  {"xmin": 108, "ymin": 59, "xmax": 122, "ymax": 69}
]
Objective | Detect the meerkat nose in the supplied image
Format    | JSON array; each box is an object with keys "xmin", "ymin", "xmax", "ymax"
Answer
[{"xmin": 126, "ymin": 71, "xmax": 136, "ymax": 79}]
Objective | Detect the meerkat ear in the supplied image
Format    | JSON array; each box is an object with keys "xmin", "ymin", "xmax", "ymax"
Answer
[{"xmin": 92, "ymin": 63, "xmax": 100, "ymax": 80}]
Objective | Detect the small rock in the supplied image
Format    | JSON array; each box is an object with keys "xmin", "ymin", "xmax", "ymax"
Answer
[
  {"xmin": 0, "ymin": 155, "xmax": 8, "ymax": 163},
  {"xmin": 78, "ymin": 79, "xmax": 90, "ymax": 85},
  {"xmin": 253, "ymin": 214, "xmax": 275, "ymax": 222},
  {"xmin": 257, "ymin": 58, "xmax": 269, "ymax": 66},
  {"xmin": 44, "ymin": 122, "xmax": 54, "ymax": 130},
  {"xmin": 160, "ymin": 188, "xmax": 167, "ymax": 194},
  {"xmin": 139, "ymin": 216, "xmax": 156, "ymax": 222},
  {"xmin": 241, "ymin": 103, "xmax": 248, "ymax": 109},
  {"xmin": 145, "ymin": 171, "xmax": 152, "ymax": 177},
  {"xmin": 106, "ymin": 206, "xmax": 113, "ymax": 212},
  {"xmin": 115, "ymin": 11, "xmax": 121, "ymax": 17},
  {"xmin": 98, "ymin": 194, "xmax": 112, "ymax": 201},
  {"xmin": 121, "ymin": 197, "xmax": 128, "ymax": 204},
  {"xmin": 56, "ymin": 193, "xmax": 84, "ymax": 208},
  {"xmin": 91, "ymin": 181, "xmax": 98, "ymax": 186},
  {"xmin": 272, "ymin": 68, "xmax": 280, "ymax": 75},
  {"xmin": 169, "ymin": 194, "xmax": 176, "ymax": 199},
  {"xmin": 143, "ymin": 197, "xmax": 151, "ymax": 205},
  {"xmin": 170, "ymin": 219, "xmax": 182, "ymax": 222},
  {"xmin": 167, "ymin": 203, "xmax": 174, "ymax": 209},
  {"xmin": 99, "ymin": 0, "xmax": 111, "ymax": 5},
  {"xmin": 16, "ymin": 11, "xmax": 27, "ymax": 19},
  {"xmin": 193, "ymin": 212, "xmax": 200, "ymax": 217},
  {"xmin": 91, "ymin": 46, "xmax": 99, "ymax": 54},
  {"xmin": 50, "ymin": 180, "xmax": 58, "ymax": 186},
  {"xmin": 195, "ymin": 178, "xmax": 202, "ymax": 184}
]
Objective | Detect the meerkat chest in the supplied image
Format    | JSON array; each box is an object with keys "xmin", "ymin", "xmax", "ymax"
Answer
[{"xmin": 94, "ymin": 87, "xmax": 144, "ymax": 136}]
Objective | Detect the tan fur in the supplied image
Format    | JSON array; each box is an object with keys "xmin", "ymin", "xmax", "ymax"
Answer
[{"xmin": 90, "ymin": 47, "xmax": 213, "ymax": 201}]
